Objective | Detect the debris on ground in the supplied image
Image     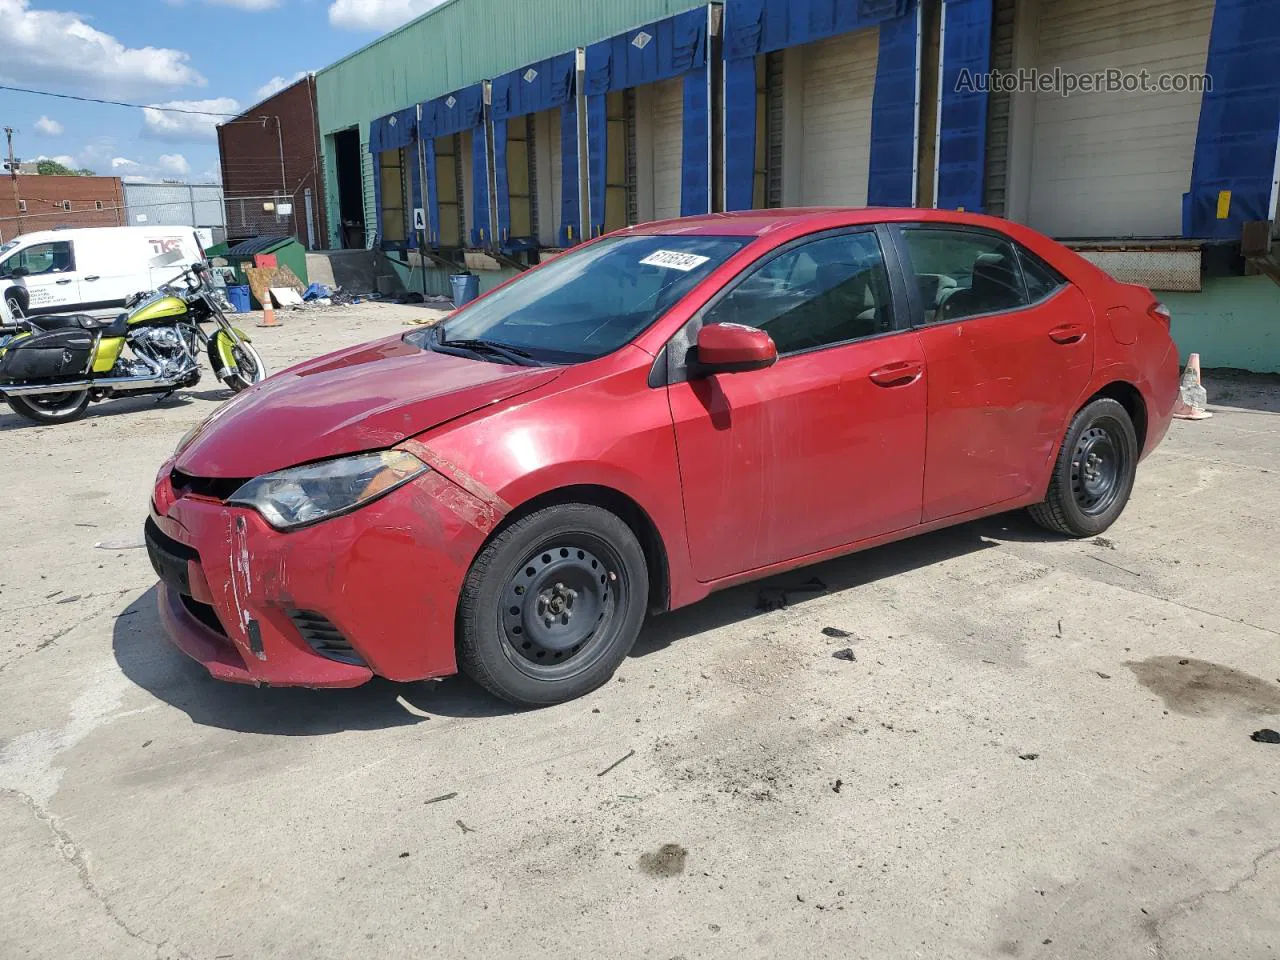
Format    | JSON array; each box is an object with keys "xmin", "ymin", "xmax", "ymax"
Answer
[
  {"xmin": 1097, "ymin": 672, "xmax": 1112, "ymax": 679},
  {"xmin": 756, "ymin": 577, "xmax": 828, "ymax": 611},
  {"xmin": 1092, "ymin": 537, "xmax": 1117, "ymax": 549},
  {"xmin": 55, "ymin": 594, "xmax": 81, "ymax": 604},
  {"xmin": 638, "ymin": 843, "xmax": 687, "ymax": 877},
  {"xmin": 398, "ymin": 851, "xmax": 410, "ymax": 858},
  {"xmin": 94, "ymin": 539, "xmax": 144, "ymax": 550},
  {"xmin": 822, "ymin": 626, "xmax": 853, "ymax": 638},
  {"xmin": 597, "ymin": 749, "xmax": 636, "ymax": 777},
  {"xmin": 456, "ymin": 820, "xmax": 475, "ymax": 834},
  {"xmin": 832, "ymin": 779, "xmax": 843, "ymax": 793},
  {"xmin": 424, "ymin": 792, "xmax": 457, "ymax": 804},
  {"xmin": 1251, "ymin": 729, "xmax": 1280, "ymax": 744},
  {"xmin": 1019, "ymin": 753, "xmax": 1040, "ymax": 761},
  {"xmin": 832, "ymin": 648, "xmax": 857, "ymax": 662}
]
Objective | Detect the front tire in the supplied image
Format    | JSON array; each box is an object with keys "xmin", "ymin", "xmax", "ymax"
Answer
[
  {"xmin": 1029, "ymin": 397, "xmax": 1138, "ymax": 537},
  {"xmin": 6, "ymin": 390, "xmax": 91, "ymax": 425},
  {"xmin": 210, "ymin": 333, "xmax": 266, "ymax": 393},
  {"xmin": 457, "ymin": 503, "xmax": 649, "ymax": 707}
]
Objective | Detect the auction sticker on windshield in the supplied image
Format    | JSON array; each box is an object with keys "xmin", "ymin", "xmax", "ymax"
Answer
[{"xmin": 639, "ymin": 250, "xmax": 711, "ymax": 271}]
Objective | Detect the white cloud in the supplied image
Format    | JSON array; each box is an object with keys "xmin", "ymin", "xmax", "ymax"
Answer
[
  {"xmin": 0, "ymin": 0, "xmax": 205, "ymax": 95},
  {"xmin": 34, "ymin": 116, "xmax": 64, "ymax": 136},
  {"xmin": 328, "ymin": 0, "xmax": 448, "ymax": 32},
  {"xmin": 34, "ymin": 153, "xmax": 77, "ymax": 167},
  {"xmin": 254, "ymin": 70, "xmax": 309, "ymax": 101},
  {"xmin": 141, "ymin": 97, "xmax": 240, "ymax": 142},
  {"xmin": 157, "ymin": 153, "xmax": 191, "ymax": 175},
  {"xmin": 111, "ymin": 156, "xmax": 139, "ymax": 169}
]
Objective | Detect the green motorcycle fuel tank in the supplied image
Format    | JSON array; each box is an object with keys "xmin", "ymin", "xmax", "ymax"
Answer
[{"xmin": 129, "ymin": 295, "xmax": 188, "ymax": 324}]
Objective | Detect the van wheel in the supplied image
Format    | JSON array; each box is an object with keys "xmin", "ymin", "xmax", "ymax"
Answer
[
  {"xmin": 6, "ymin": 390, "xmax": 91, "ymax": 425},
  {"xmin": 457, "ymin": 503, "xmax": 649, "ymax": 707},
  {"xmin": 1029, "ymin": 398, "xmax": 1137, "ymax": 537}
]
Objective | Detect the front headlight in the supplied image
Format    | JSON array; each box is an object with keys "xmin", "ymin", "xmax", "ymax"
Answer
[{"xmin": 228, "ymin": 450, "xmax": 429, "ymax": 530}]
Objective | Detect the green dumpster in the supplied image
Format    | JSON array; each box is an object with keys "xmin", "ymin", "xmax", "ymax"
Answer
[{"xmin": 221, "ymin": 236, "xmax": 310, "ymax": 307}]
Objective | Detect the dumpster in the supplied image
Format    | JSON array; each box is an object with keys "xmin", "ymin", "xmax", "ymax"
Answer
[
  {"xmin": 222, "ymin": 236, "xmax": 309, "ymax": 307},
  {"xmin": 450, "ymin": 273, "xmax": 480, "ymax": 308}
]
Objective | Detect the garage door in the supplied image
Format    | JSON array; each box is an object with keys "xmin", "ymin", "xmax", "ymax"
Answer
[
  {"xmin": 651, "ymin": 77, "xmax": 684, "ymax": 221},
  {"xmin": 546, "ymin": 108, "xmax": 562, "ymax": 245},
  {"xmin": 1027, "ymin": 0, "xmax": 1214, "ymax": 238},
  {"xmin": 800, "ymin": 28, "xmax": 880, "ymax": 207}
]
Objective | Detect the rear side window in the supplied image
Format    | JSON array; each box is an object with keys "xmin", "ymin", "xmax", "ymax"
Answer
[
  {"xmin": 1019, "ymin": 249, "xmax": 1066, "ymax": 302},
  {"xmin": 900, "ymin": 228, "xmax": 1026, "ymax": 323}
]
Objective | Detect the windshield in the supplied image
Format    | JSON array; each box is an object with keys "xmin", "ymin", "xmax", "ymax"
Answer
[{"xmin": 434, "ymin": 234, "xmax": 751, "ymax": 363}]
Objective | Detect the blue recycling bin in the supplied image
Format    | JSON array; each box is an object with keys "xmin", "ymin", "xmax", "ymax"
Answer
[
  {"xmin": 227, "ymin": 284, "xmax": 251, "ymax": 313},
  {"xmin": 450, "ymin": 273, "xmax": 480, "ymax": 309}
]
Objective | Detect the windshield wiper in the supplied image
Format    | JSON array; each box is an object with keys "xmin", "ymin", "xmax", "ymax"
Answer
[{"xmin": 433, "ymin": 329, "xmax": 542, "ymax": 366}]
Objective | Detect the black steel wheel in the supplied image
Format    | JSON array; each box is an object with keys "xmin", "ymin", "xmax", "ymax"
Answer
[
  {"xmin": 1029, "ymin": 397, "xmax": 1138, "ymax": 537},
  {"xmin": 458, "ymin": 503, "xmax": 648, "ymax": 706},
  {"xmin": 6, "ymin": 390, "xmax": 91, "ymax": 425}
]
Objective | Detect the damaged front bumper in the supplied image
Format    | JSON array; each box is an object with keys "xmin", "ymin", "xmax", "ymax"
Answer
[{"xmin": 147, "ymin": 455, "xmax": 501, "ymax": 687}]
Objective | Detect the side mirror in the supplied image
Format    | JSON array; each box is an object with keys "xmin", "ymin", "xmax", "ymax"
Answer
[
  {"xmin": 695, "ymin": 322, "xmax": 778, "ymax": 375},
  {"xmin": 8, "ymin": 266, "xmax": 29, "ymax": 279}
]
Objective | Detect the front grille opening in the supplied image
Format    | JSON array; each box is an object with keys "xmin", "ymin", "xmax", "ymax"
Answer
[
  {"xmin": 170, "ymin": 468, "xmax": 249, "ymax": 502},
  {"xmin": 181, "ymin": 594, "xmax": 228, "ymax": 638},
  {"xmin": 288, "ymin": 610, "xmax": 366, "ymax": 666}
]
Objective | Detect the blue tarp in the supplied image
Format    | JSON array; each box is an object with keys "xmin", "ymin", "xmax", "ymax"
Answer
[
  {"xmin": 723, "ymin": 0, "xmax": 915, "ymax": 211},
  {"xmin": 584, "ymin": 7, "xmax": 709, "ymax": 235},
  {"xmin": 369, "ymin": 105, "xmax": 418, "ymax": 154},
  {"xmin": 560, "ymin": 101, "xmax": 580, "ymax": 245},
  {"xmin": 867, "ymin": 5, "xmax": 920, "ymax": 207},
  {"xmin": 490, "ymin": 53, "xmax": 577, "ymax": 248},
  {"xmin": 723, "ymin": 0, "xmax": 910, "ymax": 59},
  {"xmin": 935, "ymin": 0, "xmax": 991, "ymax": 212},
  {"xmin": 1184, "ymin": 0, "xmax": 1280, "ymax": 239}
]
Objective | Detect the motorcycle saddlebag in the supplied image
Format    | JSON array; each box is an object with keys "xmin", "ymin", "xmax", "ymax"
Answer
[{"xmin": 0, "ymin": 329, "xmax": 94, "ymax": 381}]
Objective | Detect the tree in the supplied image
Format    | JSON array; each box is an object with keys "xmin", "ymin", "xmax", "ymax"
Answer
[{"xmin": 36, "ymin": 159, "xmax": 96, "ymax": 177}]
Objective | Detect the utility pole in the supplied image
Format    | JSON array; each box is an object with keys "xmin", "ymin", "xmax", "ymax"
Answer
[{"xmin": 4, "ymin": 126, "xmax": 20, "ymax": 241}]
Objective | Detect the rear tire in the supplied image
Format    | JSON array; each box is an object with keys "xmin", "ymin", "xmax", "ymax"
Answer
[
  {"xmin": 6, "ymin": 390, "xmax": 91, "ymax": 425},
  {"xmin": 457, "ymin": 503, "xmax": 649, "ymax": 707},
  {"xmin": 1029, "ymin": 397, "xmax": 1137, "ymax": 537}
]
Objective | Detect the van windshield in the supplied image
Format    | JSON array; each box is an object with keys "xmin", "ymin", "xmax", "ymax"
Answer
[{"xmin": 420, "ymin": 234, "xmax": 751, "ymax": 364}]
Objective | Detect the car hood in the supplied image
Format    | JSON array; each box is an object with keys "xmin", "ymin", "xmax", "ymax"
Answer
[{"xmin": 176, "ymin": 334, "xmax": 561, "ymax": 477}]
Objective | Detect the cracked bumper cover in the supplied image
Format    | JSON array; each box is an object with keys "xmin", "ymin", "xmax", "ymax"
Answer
[{"xmin": 149, "ymin": 457, "xmax": 501, "ymax": 687}]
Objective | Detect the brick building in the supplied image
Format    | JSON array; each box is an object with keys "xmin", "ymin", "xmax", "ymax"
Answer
[
  {"xmin": 217, "ymin": 74, "xmax": 328, "ymax": 248},
  {"xmin": 0, "ymin": 175, "xmax": 125, "ymax": 242}
]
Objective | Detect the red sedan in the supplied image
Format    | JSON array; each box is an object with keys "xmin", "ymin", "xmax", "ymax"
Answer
[{"xmin": 147, "ymin": 208, "xmax": 1179, "ymax": 705}]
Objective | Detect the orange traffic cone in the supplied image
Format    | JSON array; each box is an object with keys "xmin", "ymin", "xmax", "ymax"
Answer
[
  {"xmin": 256, "ymin": 292, "xmax": 282, "ymax": 329},
  {"xmin": 1173, "ymin": 352, "xmax": 1212, "ymax": 420}
]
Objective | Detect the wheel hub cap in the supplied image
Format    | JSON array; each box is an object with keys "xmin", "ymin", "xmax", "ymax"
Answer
[{"xmin": 1072, "ymin": 426, "xmax": 1123, "ymax": 515}]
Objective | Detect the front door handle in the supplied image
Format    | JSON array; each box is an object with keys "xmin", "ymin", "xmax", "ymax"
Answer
[
  {"xmin": 868, "ymin": 360, "xmax": 923, "ymax": 388},
  {"xmin": 1049, "ymin": 323, "xmax": 1086, "ymax": 345},
  {"xmin": 55, "ymin": 278, "xmax": 73, "ymax": 285}
]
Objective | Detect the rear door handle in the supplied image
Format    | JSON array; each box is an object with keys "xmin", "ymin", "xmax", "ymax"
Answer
[
  {"xmin": 1049, "ymin": 324, "xmax": 1086, "ymax": 345},
  {"xmin": 868, "ymin": 360, "xmax": 923, "ymax": 388},
  {"xmin": 55, "ymin": 279, "xmax": 73, "ymax": 285},
  {"xmin": 84, "ymin": 275, "xmax": 100, "ymax": 281}
]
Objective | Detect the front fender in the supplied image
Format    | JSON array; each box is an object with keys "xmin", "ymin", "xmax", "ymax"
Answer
[{"xmin": 209, "ymin": 327, "xmax": 253, "ymax": 373}]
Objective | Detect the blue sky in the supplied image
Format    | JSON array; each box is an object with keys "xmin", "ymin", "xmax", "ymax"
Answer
[{"xmin": 0, "ymin": 0, "xmax": 449, "ymax": 183}]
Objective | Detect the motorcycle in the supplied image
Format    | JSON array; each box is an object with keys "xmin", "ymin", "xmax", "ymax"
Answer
[{"xmin": 0, "ymin": 257, "xmax": 266, "ymax": 425}]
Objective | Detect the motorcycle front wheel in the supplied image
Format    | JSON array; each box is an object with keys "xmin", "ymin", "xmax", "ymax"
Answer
[
  {"xmin": 210, "ymin": 332, "xmax": 267, "ymax": 393},
  {"xmin": 6, "ymin": 390, "xmax": 91, "ymax": 425}
]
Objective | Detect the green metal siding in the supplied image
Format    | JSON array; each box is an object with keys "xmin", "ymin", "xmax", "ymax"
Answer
[
  {"xmin": 316, "ymin": 0, "xmax": 708, "ymax": 135},
  {"xmin": 315, "ymin": 0, "xmax": 709, "ymax": 246}
]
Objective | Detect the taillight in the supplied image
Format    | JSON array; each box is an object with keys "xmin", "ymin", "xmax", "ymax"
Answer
[{"xmin": 1148, "ymin": 302, "xmax": 1172, "ymax": 327}]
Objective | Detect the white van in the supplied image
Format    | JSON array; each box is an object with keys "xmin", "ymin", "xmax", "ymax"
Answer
[{"xmin": 0, "ymin": 226, "xmax": 205, "ymax": 318}]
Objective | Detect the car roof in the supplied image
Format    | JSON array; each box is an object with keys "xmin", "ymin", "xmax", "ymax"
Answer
[{"xmin": 624, "ymin": 207, "xmax": 1026, "ymax": 239}]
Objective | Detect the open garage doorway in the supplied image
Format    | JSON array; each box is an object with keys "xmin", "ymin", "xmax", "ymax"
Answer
[{"xmin": 333, "ymin": 127, "xmax": 365, "ymax": 249}]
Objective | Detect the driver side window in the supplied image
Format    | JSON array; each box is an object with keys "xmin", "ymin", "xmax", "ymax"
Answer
[
  {"xmin": 704, "ymin": 231, "xmax": 893, "ymax": 355},
  {"xmin": 1, "ymin": 241, "xmax": 74, "ymax": 278}
]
